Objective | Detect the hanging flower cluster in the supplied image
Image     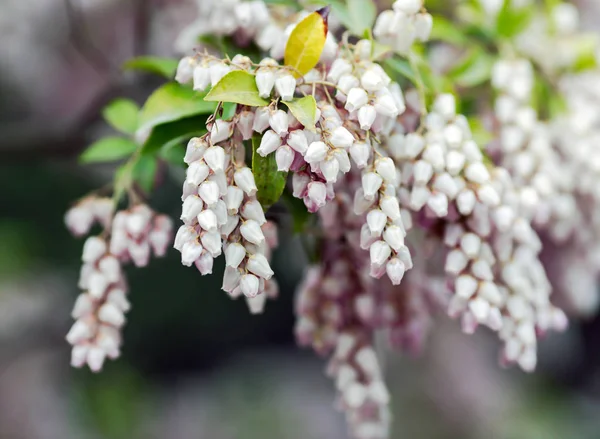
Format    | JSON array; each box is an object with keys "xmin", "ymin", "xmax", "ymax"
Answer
[
  {"xmin": 63, "ymin": 0, "xmax": 600, "ymax": 437},
  {"xmin": 65, "ymin": 197, "xmax": 172, "ymax": 371}
]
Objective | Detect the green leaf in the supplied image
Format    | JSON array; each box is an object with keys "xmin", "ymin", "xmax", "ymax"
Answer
[
  {"xmin": 80, "ymin": 137, "xmax": 138, "ymax": 163},
  {"xmin": 204, "ymin": 70, "xmax": 269, "ymax": 107},
  {"xmin": 282, "ymin": 96, "xmax": 318, "ymax": 132},
  {"xmin": 251, "ymin": 134, "xmax": 287, "ymax": 209},
  {"xmin": 495, "ymin": 0, "xmax": 533, "ymax": 38},
  {"xmin": 102, "ymin": 99, "xmax": 139, "ymax": 135},
  {"xmin": 133, "ymin": 154, "xmax": 158, "ymax": 193},
  {"xmin": 449, "ymin": 48, "xmax": 494, "ymax": 87},
  {"xmin": 384, "ymin": 58, "xmax": 418, "ymax": 85},
  {"xmin": 138, "ymin": 82, "xmax": 216, "ymax": 136},
  {"xmin": 347, "ymin": 0, "xmax": 377, "ymax": 37},
  {"xmin": 123, "ymin": 56, "xmax": 179, "ymax": 79},
  {"xmin": 142, "ymin": 116, "xmax": 208, "ymax": 155},
  {"xmin": 430, "ymin": 17, "xmax": 469, "ymax": 45}
]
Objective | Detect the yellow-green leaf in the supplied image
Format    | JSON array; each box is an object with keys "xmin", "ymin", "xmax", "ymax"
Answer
[
  {"xmin": 204, "ymin": 70, "xmax": 269, "ymax": 107},
  {"xmin": 252, "ymin": 134, "xmax": 287, "ymax": 209},
  {"xmin": 284, "ymin": 6, "xmax": 329, "ymax": 77},
  {"xmin": 282, "ymin": 96, "xmax": 318, "ymax": 132},
  {"xmin": 347, "ymin": 0, "xmax": 377, "ymax": 37},
  {"xmin": 123, "ymin": 56, "xmax": 179, "ymax": 79},
  {"xmin": 80, "ymin": 137, "xmax": 138, "ymax": 163},
  {"xmin": 102, "ymin": 99, "xmax": 139, "ymax": 135}
]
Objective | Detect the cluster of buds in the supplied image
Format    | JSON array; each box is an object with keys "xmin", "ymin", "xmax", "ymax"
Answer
[
  {"xmin": 110, "ymin": 204, "xmax": 173, "ymax": 267},
  {"xmin": 66, "ymin": 236, "xmax": 128, "ymax": 371},
  {"xmin": 64, "ymin": 196, "xmax": 113, "ymax": 237},
  {"xmin": 65, "ymin": 200, "xmax": 172, "ymax": 371},
  {"xmin": 174, "ymin": 116, "xmax": 278, "ymax": 312},
  {"xmin": 373, "ymin": 0, "xmax": 433, "ymax": 53}
]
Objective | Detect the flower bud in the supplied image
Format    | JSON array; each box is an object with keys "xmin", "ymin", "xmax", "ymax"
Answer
[
  {"xmin": 246, "ymin": 253, "xmax": 274, "ymax": 279},
  {"xmin": 269, "ymin": 110, "xmax": 289, "ymax": 136},
  {"xmin": 370, "ymin": 240, "xmax": 392, "ymax": 266},
  {"xmin": 253, "ymin": 107, "xmax": 271, "ymax": 133},
  {"xmin": 286, "ymin": 173, "xmax": 308, "ymax": 201},
  {"xmin": 193, "ymin": 65, "xmax": 210, "ymax": 91},
  {"xmin": 456, "ymin": 189, "xmax": 476, "ymax": 215},
  {"xmin": 362, "ymin": 172, "xmax": 383, "ymax": 200},
  {"xmin": 374, "ymin": 92, "xmax": 399, "ymax": 118},
  {"xmin": 255, "ymin": 69, "xmax": 275, "ymax": 98},
  {"xmin": 329, "ymin": 126, "xmax": 355, "ymax": 149},
  {"xmin": 201, "ymin": 230, "xmax": 222, "ymax": 256},
  {"xmin": 345, "ymin": 87, "xmax": 368, "ymax": 112},
  {"xmin": 275, "ymin": 144, "xmax": 294, "ymax": 171},
  {"xmin": 225, "ymin": 186, "xmax": 244, "ymax": 215},
  {"xmin": 82, "ymin": 236, "xmax": 107, "ymax": 264},
  {"xmin": 337, "ymin": 74, "xmax": 359, "ymax": 94},
  {"xmin": 203, "ymin": 146, "xmax": 226, "ymax": 172},
  {"xmin": 222, "ymin": 266, "xmax": 242, "ymax": 292},
  {"xmin": 349, "ymin": 141, "xmax": 370, "ymax": 168},
  {"xmin": 186, "ymin": 160, "xmax": 210, "ymax": 186},
  {"xmin": 307, "ymin": 182, "xmax": 327, "ymax": 208},
  {"xmin": 320, "ymin": 156, "xmax": 340, "ymax": 183},
  {"xmin": 240, "ymin": 220, "xmax": 265, "ymax": 244},
  {"xmin": 225, "ymin": 243, "xmax": 246, "ymax": 268},
  {"xmin": 237, "ymin": 111, "xmax": 254, "ymax": 141},
  {"xmin": 209, "ymin": 62, "xmax": 231, "ymax": 87},
  {"xmin": 198, "ymin": 181, "xmax": 220, "ymax": 206},
  {"xmin": 367, "ymin": 209, "xmax": 388, "ymax": 236},
  {"xmin": 427, "ymin": 192, "xmax": 449, "ymax": 217},
  {"xmin": 257, "ymin": 130, "xmax": 282, "ymax": 156},
  {"xmin": 184, "ymin": 137, "xmax": 208, "ymax": 164},
  {"xmin": 275, "ymin": 74, "xmax": 296, "ymax": 101},
  {"xmin": 175, "ymin": 56, "xmax": 196, "ymax": 84},
  {"xmin": 241, "ymin": 199, "xmax": 267, "ymax": 225},
  {"xmin": 197, "ymin": 209, "xmax": 218, "ymax": 231},
  {"xmin": 234, "ymin": 167, "xmax": 258, "ymax": 196},
  {"xmin": 181, "ymin": 240, "xmax": 203, "ymax": 266},
  {"xmin": 195, "ymin": 251, "xmax": 214, "ymax": 275},
  {"xmin": 327, "ymin": 58, "xmax": 352, "ymax": 83},
  {"xmin": 358, "ymin": 105, "xmax": 377, "ymax": 131},
  {"xmin": 361, "ymin": 69, "xmax": 385, "ymax": 92},
  {"xmin": 305, "ymin": 141, "xmax": 328, "ymax": 164},
  {"xmin": 386, "ymin": 258, "xmax": 406, "ymax": 285},
  {"xmin": 210, "ymin": 119, "xmax": 232, "ymax": 144},
  {"xmin": 287, "ymin": 130, "xmax": 309, "ymax": 154},
  {"xmin": 415, "ymin": 13, "xmax": 433, "ymax": 41},
  {"xmin": 240, "ymin": 274, "xmax": 260, "ymax": 298}
]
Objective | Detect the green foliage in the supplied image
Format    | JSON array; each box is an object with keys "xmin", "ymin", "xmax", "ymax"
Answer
[
  {"xmin": 133, "ymin": 154, "xmax": 159, "ymax": 193},
  {"xmin": 80, "ymin": 137, "xmax": 138, "ymax": 164},
  {"xmin": 384, "ymin": 58, "xmax": 418, "ymax": 85},
  {"xmin": 346, "ymin": 0, "xmax": 377, "ymax": 38},
  {"xmin": 138, "ymin": 82, "xmax": 216, "ymax": 135},
  {"xmin": 449, "ymin": 47, "xmax": 495, "ymax": 87},
  {"xmin": 282, "ymin": 191, "xmax": 311, "ymax": 234},
  {"xmin": 142, "ymin": 116, "xmax": 207, "ymax": 155},
  {"xmin": 495, "ymin": 0, "xmax": 534, "ymax": 38},
  {"xmin": 281, "ymin": 96, "xmax": 318, "ymax": 132},
  {"xmin": 123, "ymin": 56, "xmax": 179, "ymax": 79},
  {"xmin": 204, "ymin": 71, "xmax": 270, "ymax": 107},
  {"xmin": 102, "ymin": 98, "xmax": 140, "ymax": 135},
  {"xmin": 430, "ymin": 16, "xmax": 470, "ymax": 45},
  {"xmin": 251, "ymin": 134, "xmax": 287, "ymax": 209}
]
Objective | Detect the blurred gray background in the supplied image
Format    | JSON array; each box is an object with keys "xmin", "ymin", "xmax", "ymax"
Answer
[{"xmin": 2, "ymin": 0, "xmax": 600, "ymax": 438}]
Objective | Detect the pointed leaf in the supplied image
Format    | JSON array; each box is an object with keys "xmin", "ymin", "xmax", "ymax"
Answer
[
  {"xmin": 252, "ymin": 134, "xmax": 287, "ymax": 209},
  {"xmin": 138, "ymin": 82, "xmax": 216, "ymax": 135},
  {"xmin": 133, "ymin": 154, "xmax": 158, "ymax": 193},
  {"xmin": 282, "ymin": 96, "xmax": 317, "ymax": 132},
  {"xmin": 284, "ymin": 7, "xmax": 329, "ymax": 77},
  {"xmin": 102, "ymin": 99, "xmax": 139, "ymax": 135},
  {"xmin": 449, "ymin": 48, "xmax": 494, "ymax": 87},
  {"xmin": 204, "ymin": 70, "xmax": 269, "ymax": 107},
  {"xmin": 347, "ymin": 0, "xmax": 377, "ymax": 37},
  {"xmin": 123, "ymin": 56, "xmax": 179, "ymax": 79},
  {"xmin": 80, "ymin": 137, "xmax": 138, "ymax": 163}
]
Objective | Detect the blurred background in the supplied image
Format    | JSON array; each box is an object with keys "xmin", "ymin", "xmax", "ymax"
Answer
[{"xmin": 3, "ymin": 0, "xmax": 600, "ymax": 438}]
